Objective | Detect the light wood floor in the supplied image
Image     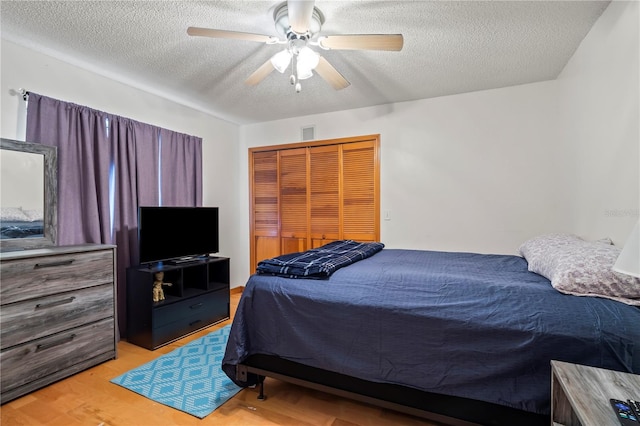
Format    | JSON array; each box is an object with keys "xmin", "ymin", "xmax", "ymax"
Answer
[{"xmin": 1, "ymin": 289, "xmax": 443, "ymax": 426}]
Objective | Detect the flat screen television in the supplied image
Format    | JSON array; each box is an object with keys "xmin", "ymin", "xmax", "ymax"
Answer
[{"xmin": 138, "ymin": 206, "xmax": 219, "ymax": 265}]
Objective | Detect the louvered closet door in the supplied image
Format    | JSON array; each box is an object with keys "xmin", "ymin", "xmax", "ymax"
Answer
[
  {"xmin": 251, "ymin": 151, "xmax": 280, "ymax": 268},
  {"xmin": 342, "ymin": 140, "xmax": 378, "ymax": 242},
  {"xmin": 309, "ymin": 145, "xmax": 340, "ymax": 248},
  {"xmin": 279, "ymin": 148, "xmax": 308, "ymax": 254},
  {"xmin": 249, "ymin": 135, "xmax": 380, "ymax": 273}
]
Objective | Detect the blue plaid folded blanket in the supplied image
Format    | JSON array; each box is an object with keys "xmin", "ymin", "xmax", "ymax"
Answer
[{"xmin": 256, "ymin": 240, "xmax": 385, "ymax": 279}]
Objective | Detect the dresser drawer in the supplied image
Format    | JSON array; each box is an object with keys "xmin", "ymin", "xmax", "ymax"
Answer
[
  {"xmin": 0, "ymin": 318, "xmax": 115, "ymax": 395},
  {"xmin": 0, "ymin": 284, "xmax": 114, "ymax": 349},
  {"xmin": 153, "ymin": 290, "xmax": 228, "ymax": 328},
  {"xmin": 0, "ymin": 249, "xmax": 113, "ymax": 305}
]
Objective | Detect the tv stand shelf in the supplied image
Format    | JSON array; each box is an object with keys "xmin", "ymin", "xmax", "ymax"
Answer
[{"xmin": 126, "ymin": 256, "xmax": 230, "ymax": 350}]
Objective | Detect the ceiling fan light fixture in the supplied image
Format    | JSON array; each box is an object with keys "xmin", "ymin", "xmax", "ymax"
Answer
[
  {"xmin": 271, "ymin": 49, "xmax": 292, "ymax": 73},
  {"xmin": 296, "ymin": 46, "xmax": 320, "ymax": 79},
  {"xmin": 296, "ymin": 66, "xmax": 313, "ymax": 80},
  {"xmin": 188, "ymin": 1, "xmax": 403, "ymax": 92}
]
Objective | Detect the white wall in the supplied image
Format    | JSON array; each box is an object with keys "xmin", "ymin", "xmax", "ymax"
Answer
[
  {"xmin": 0, "ymin": 39, "xmax": 245, "ymax": 286},
  {"xmin": 556, "ymin": 0, "xmax": 639, "ymax": 244},
  {"xmin": 237, "ymin": 0, "xmax": 638, "ymax": 285},
  {"xmin": 240, "ymin": 80, "xmax": 565, "ymax": 254}
]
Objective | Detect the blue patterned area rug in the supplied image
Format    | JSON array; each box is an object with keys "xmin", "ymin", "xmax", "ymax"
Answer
[{"xmin": 110, "ymin": 325, "xmax": 241, "ymax": 418}]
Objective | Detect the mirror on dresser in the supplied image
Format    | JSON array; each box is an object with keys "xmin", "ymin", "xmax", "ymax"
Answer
[{"xmin": 0, "ymin": 138, "xmax": 57, "ymax": 252}]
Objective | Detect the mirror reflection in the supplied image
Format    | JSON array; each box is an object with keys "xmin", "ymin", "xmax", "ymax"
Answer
[{"xmin": 0, "ymin": 149, "xmax": 45, "ymax": 239}]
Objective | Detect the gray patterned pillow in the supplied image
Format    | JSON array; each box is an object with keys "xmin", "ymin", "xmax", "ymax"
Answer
[
  {"xmin": 0, "ymin": 207, "xmax": 30, "ymax": 222},
  {"xmin": 519, "ymin": 234, "xmax": 640, "ymax": 306},
  {"xmin": 22, "ymin": 208, "xmax": 44, "ymax": 221}
]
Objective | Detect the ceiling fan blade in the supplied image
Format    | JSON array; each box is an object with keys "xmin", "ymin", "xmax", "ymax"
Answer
[
  {"xmin": 287, "ymin": 0, "xmax": 315, "ymax": 34},
  {"xmin": 187, "ymin": 27, "xmax": 277, "ymax": 44},
  {"xmin": 319, "ymin": 34, "xmax": 404, "ymax": 51},
  {"xmin": 245, "ymin": 59, "xmax": 276, "ymax": 86},
  {"xmin": 315, "ymin": 56, "xmax": 350, "ymax": 90}
]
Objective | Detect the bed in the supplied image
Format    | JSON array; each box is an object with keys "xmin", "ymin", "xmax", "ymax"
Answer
[
  {"xmin": 222, "ymin": 237, "xmax": 640, "ymax": 426},
  {"xmin": 0, "ymin": 207, "xmax": 44, "ymax": 239}
]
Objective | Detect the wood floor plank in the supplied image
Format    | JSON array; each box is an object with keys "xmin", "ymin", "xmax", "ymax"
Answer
[{"xmin": 1, "ymin": 291, "xmax": 442, "ymax": 425}]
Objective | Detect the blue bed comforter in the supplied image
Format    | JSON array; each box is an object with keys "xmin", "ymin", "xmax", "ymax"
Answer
[
  {"xmin": 223, "ymin": 249, "xmax": 640, "ymax": 416},
  {"xmin": 0, "ymin": 220, "xmax": 44, "ymax": 239}
]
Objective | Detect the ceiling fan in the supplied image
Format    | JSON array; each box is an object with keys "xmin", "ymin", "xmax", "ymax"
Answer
[{"xmin": 187, "ymin": 0, "xmax": 403, "ymax": 93}]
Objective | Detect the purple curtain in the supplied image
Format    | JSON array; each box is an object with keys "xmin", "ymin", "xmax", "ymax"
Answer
[
  {"xmin": 108, "ymin": 119, "xmax": 159, "ymax": 335},
  {"xmin": 26, "ymin": 93, "xmax": 203, "ymax": 338},
  {"xmin": 25, "ymin": 95, "xmax": 112, "ymax": 245},
  {"xmin": 159, "ymin": 128, "xmax": 203, "ymax": 206}
]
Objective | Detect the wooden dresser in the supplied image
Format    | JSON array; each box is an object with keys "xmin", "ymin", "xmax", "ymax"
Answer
[{"xmin": 0, "ymin": 244, "xmax": 117, "ymax": 404}]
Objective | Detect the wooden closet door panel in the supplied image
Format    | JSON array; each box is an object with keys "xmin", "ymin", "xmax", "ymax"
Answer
[
  {"xmin": 309, "ymin": 145, "xmax": 340, "ymax": 245},
  {"xmin": 252, "ymin": 151, "xmax": 278, "ymax": 236},
  {"xmin": 255, "ymin": 236, "xmax": 280, "ymax": 266},
  {"xmin": 342, "ymin": 140, "xmax": 379, "ymax": 242},
  {"xmin": 251, "ymin": 151, "xmax": 279, "ymax": 270},
  {"xmin": 281, "ymin": 238, "xmax": 307, "ymax": 254},
  {"xmin": 279, "ymin": 148, "xmax": 308, "ymax": 252},
  {"xmin": 311, "ymin": 238, "xmax": 339, "ymax": 248}
]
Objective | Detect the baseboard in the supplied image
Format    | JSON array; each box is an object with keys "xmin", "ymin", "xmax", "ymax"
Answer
[{"xmin": 230, "ymin": 286, "xmax": 244, "ymax": 295}]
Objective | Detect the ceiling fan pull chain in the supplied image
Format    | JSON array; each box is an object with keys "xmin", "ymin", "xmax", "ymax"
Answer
[
  {"xmin": 293, "ymin": 54, "xmax": 302, "ymax": 93},
  {"xmin": 290, "ymin": 53, "xmax": 297, "ymax": 86}
]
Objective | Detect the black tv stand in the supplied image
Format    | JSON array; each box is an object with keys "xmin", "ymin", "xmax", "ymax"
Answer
[{"xmin": 126, "ymin": 256, "xmax": 230, "ymax": 350}]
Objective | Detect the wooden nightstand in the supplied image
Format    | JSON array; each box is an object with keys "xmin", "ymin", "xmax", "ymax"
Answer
[{"xmin": 551, "ymin": 360, "xmax": 640, "ymax": 426}]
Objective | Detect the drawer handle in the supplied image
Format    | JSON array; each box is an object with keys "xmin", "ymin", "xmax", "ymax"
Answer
[
  {"xmin": 189, "ymin": 319, "xmax": 202, "ymax": 327},
  {"xmin": 36, "ymin": 334, "xmax": 76, "ymax": 352},
  {"xmin": 35, "ymin": 296, "xmax": 76, "ymax": 310},
  {"xmin": 190, "ymin": 303, "xmax": 204, "ymax": 310},
  {"xmin": 34, "ymin": 259, "xmax": 74, "ymax": 269}
]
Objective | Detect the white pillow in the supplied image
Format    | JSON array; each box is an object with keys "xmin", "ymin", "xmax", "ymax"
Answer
[
  {"xmin": 22, "ymin": 208, "xmax": 44, "ymax": 221},
  {"xmin": 0, "ymin": 207, "xmax": 30, "ymax": 222},
  {"xmin": 519, "ymin": 233, "xmax": 640, "ymax": 306}
]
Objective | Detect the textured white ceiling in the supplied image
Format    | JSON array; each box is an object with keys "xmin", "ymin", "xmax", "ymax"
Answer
[{"xmin": 1, "ymin": 1, "xmax": 610, "ymax": 124}]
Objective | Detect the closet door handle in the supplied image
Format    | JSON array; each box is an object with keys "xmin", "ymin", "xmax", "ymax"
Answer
[
  {"xmin": 190, "ymin": 302, "xmax": 203, "ymax": 310},
  {"xmin": 36, "ymin": 334, "xmax": 76, "ymax": 352},
  {"xmin": 189, "ymin": 319, "xmax": 202, "ymax": 327},
  {"xmin": 34, "ymin": 259, "xmax": 74, "ymax": 269},
  {"xmin": 35, "ymin": 296, "xmax": 76, "ymax": 310}
]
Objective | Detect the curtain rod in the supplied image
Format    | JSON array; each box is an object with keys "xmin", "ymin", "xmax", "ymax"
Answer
[{"xmin": 17, "ymin": 88, "xmax": 29, "ymax": 101}]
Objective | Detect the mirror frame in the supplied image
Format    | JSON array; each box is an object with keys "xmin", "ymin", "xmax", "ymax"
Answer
[{"xmin": 0, "ymin": 138, "xmax": 58, "ymax": 252}]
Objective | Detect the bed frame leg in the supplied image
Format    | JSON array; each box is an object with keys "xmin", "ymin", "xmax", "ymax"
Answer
[{"xmin": 257, "ymin": 375, "xmax": 266, "ymax": 400}]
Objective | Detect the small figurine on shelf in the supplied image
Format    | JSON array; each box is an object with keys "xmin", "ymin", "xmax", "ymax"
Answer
[{"xmin": 152, "ymin": 271, "xmax": 172, "ymax": 302}]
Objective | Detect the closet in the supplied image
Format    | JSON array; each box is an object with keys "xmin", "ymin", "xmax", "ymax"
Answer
[{"xmin": 249, "ymin": 134, "xmax": 380, "ymax": 273}]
